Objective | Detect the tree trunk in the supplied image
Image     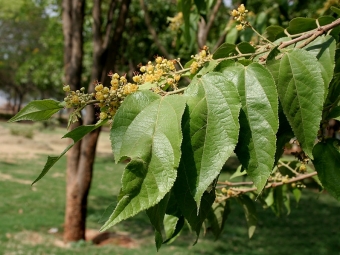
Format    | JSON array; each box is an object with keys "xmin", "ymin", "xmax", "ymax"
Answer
[
  {"xmin": 62, "ymin": 0, "xmax": 88, "ymax": 242},
  {"xmin": 62, "ymin": 0, "xmax": 131, "ymax": 242}
]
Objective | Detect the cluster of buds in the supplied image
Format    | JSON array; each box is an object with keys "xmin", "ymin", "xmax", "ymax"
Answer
[
  {"xmin": 63, "ymin": 86, "xmax": 95, "ymax": 123},
  {"xmin": 95, "ymin": 73, "xmax": 138, "ymax": 120},
  {"xmin": 133, "ymin": 56, "xmax": 181, "ymax": 91},
  {"xmin": 190, "ymin": 46, "xmax": 213, "ymax": 74},
  {"xmin": 231, "ymin": 4, "xmax": 249, "ymax": 31},
  {"xmin": 63, "ymin": 86, "xmax": 94, "ymax": 109},
  {"xmin": 167, "ymin": 12, "xmax": 183, "ymax": 32},
  {"xmin": 291, "ymin": 182, "xmax": 306, "ymax": 189}
]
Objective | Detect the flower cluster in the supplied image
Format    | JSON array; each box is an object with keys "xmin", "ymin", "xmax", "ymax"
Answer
[
  {"xmin": 63, "ymin": 56, "xmax": 184, "ymax": 123},
  {"xmin": 63, "ymin": 86, "xmax": 93, "ymax": 109},
  {"xmin": 133, "ymin": 56, "xmax": 181, "ymax": 91},
  {"xmin": 168, "ymin": 12, "xmax": 183, "ymax": 32},
  {"xmin": 94, "ymin": 73, "xmax": 138, "ymax": 120},
  {"xmin": 231, "ymin": 4, "xmax": 249, "ymax": 31},
  {"xmin": 189, "ymin": 46, "xmax": 213, "ymax": 74}
]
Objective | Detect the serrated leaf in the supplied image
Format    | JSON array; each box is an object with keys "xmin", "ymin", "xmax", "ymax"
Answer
[
  {"xmin": 268, "ymin": 49, "xmax": 324, "ymax": 158},
  {"xmin": 181, "ymin": 72, "xmax": 241, "ymax": 207},
  {"xmin": 207, "ymin": 200, "xmax": 231, "ymax": 239},
  {"xmin": 8, "ymin": 99, "xmax": 63, "ymax": 123},
  {"xmin": 237, "ymin": 195, "xmax": 257, "ymax": 238},
  {"xmin": 305, "ymin": 35, "xmax": 336, "ymax": 99},
  {"xmin": 312, "ymin": 139, "xmax": 340, "ymax": 201},
  {"xmin": 146, "ymin": 193, "xmax": 170, "ymax": 250},
  {"xmin": 220, "ymin": 63, "xmax": 278, "ymax": 192},
  {"xmin": 102, "ymin": 92, "xmax": 186, "ymax": 231},
  {"xmin": 32, "ymin": 120, "xmax": 106, "ymax": 185}
]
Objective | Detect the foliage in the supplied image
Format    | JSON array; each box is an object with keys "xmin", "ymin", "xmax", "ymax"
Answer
[{"xmin": 9, "ymin": 1, "xmax": 340, "ymax": 250}]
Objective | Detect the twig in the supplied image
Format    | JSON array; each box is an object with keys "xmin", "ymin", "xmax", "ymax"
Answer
[
  {"xmin": 229, "ymin": 172, "xmax": 317, "ymax": 194},
  {"xmin": 278, "ymin": 18, "xmax": 340, "ymax": 49},
  {"xmin": 217, "ymin": 181, "xmax": 253, "ymax": 186},
  {"xmin": 164, "ymin": 87, "xmax": 187, "ymax": 96},
  {"xmin": 278, "ymin": 160, "xmax": 300, "ymax": 176}
]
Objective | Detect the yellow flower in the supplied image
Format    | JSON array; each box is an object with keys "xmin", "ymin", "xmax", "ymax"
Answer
[
  {"xmin": 238, "ymin": 4, "xmax": 246, "ymax": 14},
  {"xmin": 236, "ymin": 24, "xmax": 244, "ymax": 31}
]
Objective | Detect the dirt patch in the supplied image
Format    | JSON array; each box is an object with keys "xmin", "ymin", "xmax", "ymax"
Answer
[
  {"xmin": 0, "ymin": 122, "xmax": 112, "ymax": 162},
  {"xmin": 86, "ymin": 229, "xmax": 139, "ymax": 248},
  {"xmin": 0, "ymin": 173, "xmax": 31, "ymax": 185}
]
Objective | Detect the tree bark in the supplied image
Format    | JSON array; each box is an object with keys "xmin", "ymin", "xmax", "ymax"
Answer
[
  {"xmin": 62, "ymin": 0, "xmax": 87, "ymax": 242},
  {"xmin": 62, "ymin": 0, "xmax": 131, "ymax": 242}
]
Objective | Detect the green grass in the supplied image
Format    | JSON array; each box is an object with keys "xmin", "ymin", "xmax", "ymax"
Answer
[{"xmin": 1, "ymin": 152, "xmax": 340, "ymax": 254}]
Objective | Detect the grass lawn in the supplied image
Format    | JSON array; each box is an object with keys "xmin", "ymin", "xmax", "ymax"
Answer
[{"xmin": 0, "ymin": 125, "xmax": 339, "ymax": 254}]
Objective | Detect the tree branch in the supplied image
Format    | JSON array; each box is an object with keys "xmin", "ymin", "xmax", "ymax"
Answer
[
  {"xmin": 103, "ymin": 0, "xmax": 118, "ymax": 50},
  {"xmin": 198, "ymin": 0, "xmax": 222, "ymax": 48},
  {"xmin": 278, "ymin": 18, "xmax": 340, "ymax": 49},
  {"xmin": 140, "ymin": 0, "xmax": 170, "ymax": 59},
  {"xmin": 228, "ymin": 172, "xmax": 318, "ymax": 195}
]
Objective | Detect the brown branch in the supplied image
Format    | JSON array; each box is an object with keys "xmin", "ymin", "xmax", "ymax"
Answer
[
  {"xmin": 278, "ymin": 18, "xmax": 340, "ymax": 49},
  {"xmin": 217, "ymin": 181, "xmax": 254, "ymax": 186},
  {"xmin": 228, "ymin": 172, "xmax": 318, "ymax": 194},
  {"xmin": 139, "ymin": 0, "xmax": 170, "ymax": 59},
  {"xmin": 103, "ymin": 0, "xmax": 118, "ymax": 50},
  {"xmin": 198, "ymin": 0, "xmax": 222, "ymax": 48}
]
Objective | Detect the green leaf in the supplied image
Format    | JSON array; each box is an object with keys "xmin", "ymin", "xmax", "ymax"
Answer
[
  {"xmin": 237, "ymin": 42, "xmax": 255, "ymax": 56},
  {"xmin": 163, "ymin": 215, "xmax": 184, "ymax": 244},
  {"xmin": 181, "ymin": 0, "xmax": 191, "ymax": 44},
  {"xmin": 196, "ymin": 59, "xmax": 219, "ymax": 77},
  {"xmin": 174, "ymin": 178, "xmax": 215, "ymax": 240},
  {"xmin": 282, "ymin": 184, "xmax": 291, "ymax": 215},
  {"xmin": 8, "ymin": 99, "xmax": 63, "ymax": 123},
  {"xmin": 327, "ymin": 106, "xmax": 340, "ymax": 121},
  {"xmin": 102, "ymin": 91, "xmax": 186, "ymax": 230},
  {"xmin": 305, "ymin": 35, "xmax": 336, "ymax": 99},
  {"xmin": 331, "ymin": 6, "xmax": 340, "ymax": 16},
  {"xmin": 230, "ymin": 165, "xmax": 247, "ymax": 180},
  {"xmin": 267, "ymin": 49, "xmax": 324, "ymax": 158},
  {"xmin": 146, "ymin": 193, "xmax": 170, "ymax": 250},
  {"xmin": 138, "ymin": 82, "xmax": 157, "ymax": 90},
  {"xmin": 110, "ymin": 91, "xmax": 159, "ymax": 162},
  {"xmin": 181, "ymin": 72, "xmax": 241, "ymax": 206},
  {"xmin": 312, "ymin": 139, "xmax": 340, "ymax": 201},
  {"xmin": 265, "ymin": 189, "xmax": 274, "ymax": 207},
  {"xmin": 207, "ymin": 200, "xmax": 231, "ymax": 239},
  {"xmin": 32, "ymin": 120, "xmax": 106, "ymax": 185},
  {"xmin": 292, "ymin": 188, "xmax": 301, "ymax": 203},
  {"xmin": 264, "ymin": 25, "xmax": 286, "ymax": 41},
  {"xmin": 220, "ymin": 63, "xmax": 279, "ymax": 192},
  {"xmin": 286, "ymin": 17, "xmax": 317, "ymax": 35},
  {"xmin": 237, "ymin": 195, "xmax": 257, "ymax": 238},
  {"xmin": 225, "ymin": 26, "xmax": 238, "ymax": 44},
  {"xmin": 212, "ymin": 43, "xmax": 237, "ymax": 59}
]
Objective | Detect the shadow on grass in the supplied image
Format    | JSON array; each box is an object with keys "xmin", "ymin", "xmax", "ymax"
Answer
[{"xmin": 86, "ymin": 188, "xmax": 340, "ymax": 255}]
